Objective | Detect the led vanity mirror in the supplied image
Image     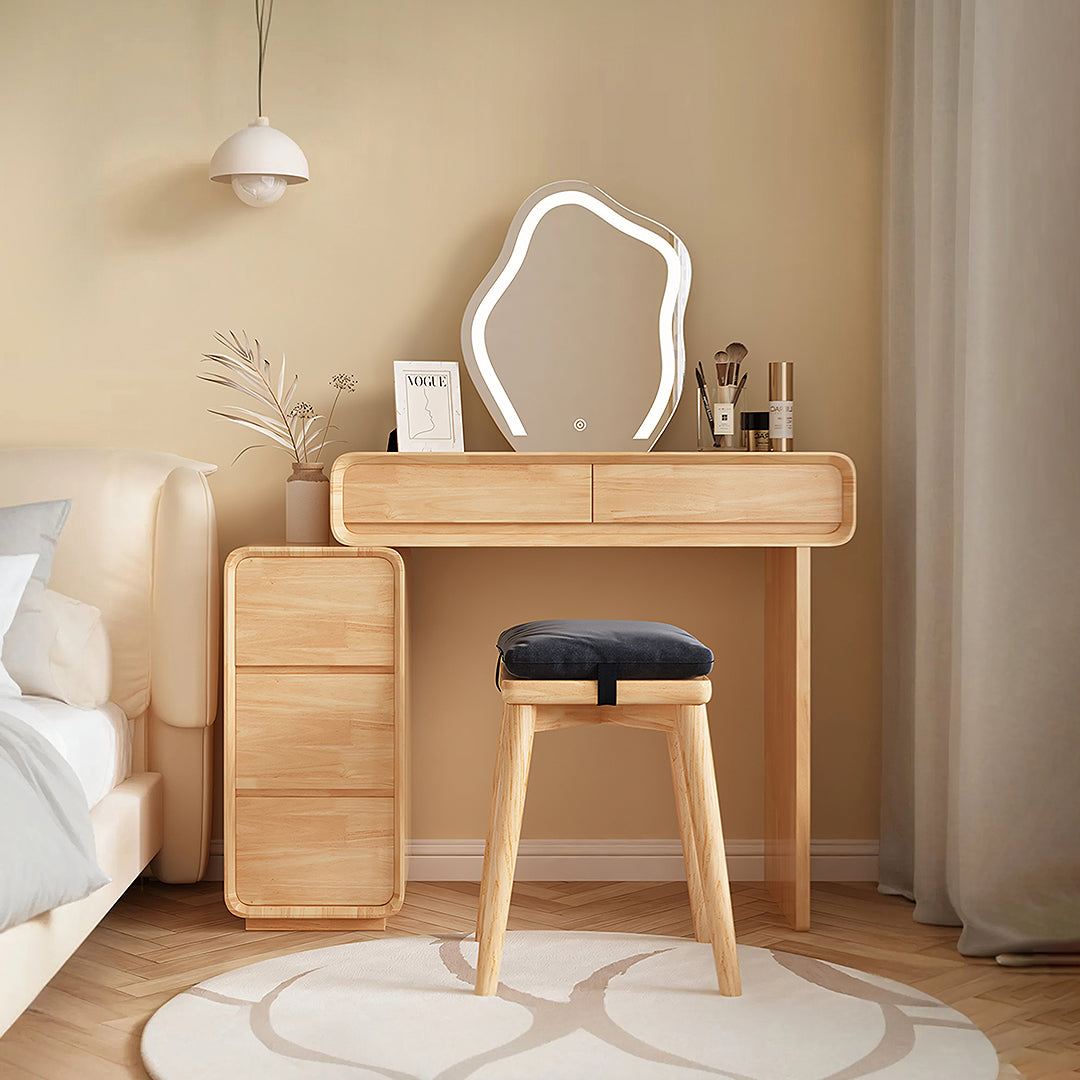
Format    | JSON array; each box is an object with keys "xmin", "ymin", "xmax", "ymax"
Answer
[{"xmin": 461, "ymin": 180, "xmax": 691, "ymax": 451}]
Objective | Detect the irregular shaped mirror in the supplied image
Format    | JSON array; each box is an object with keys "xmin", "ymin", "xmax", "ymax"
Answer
[{"xmin": 461, "ymin": 180, "xmax": 691, "ymax": 451}]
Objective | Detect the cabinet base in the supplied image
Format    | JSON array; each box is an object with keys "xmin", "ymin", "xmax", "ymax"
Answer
[{"xmin": 245, "ymin": 916, "xmax": 388, "ymax": 931}]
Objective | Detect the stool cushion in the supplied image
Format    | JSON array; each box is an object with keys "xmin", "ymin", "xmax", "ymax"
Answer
[{"xmin": 497, "ymin": 620, "xmax": 712, "ymax": 704}]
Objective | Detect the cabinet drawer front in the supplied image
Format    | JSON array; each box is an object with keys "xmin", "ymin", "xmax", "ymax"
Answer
[
  {"xmin": 234, "ymin": 796, "xmax": 394, "ymax": 907},
  {"xmin": 593, "ymin": 464, "xmax": 844, "ymax": 524},
  {"xmin": 233, "ymin": 556, "xmax": 395, "ymax": 666},
  {"xmin": 234, "ymin": 673, "xmax": 394, "ymax": 792},
  {"xmin": 339, "ymin": 461, "xmax": 592, "ymax": 523}
]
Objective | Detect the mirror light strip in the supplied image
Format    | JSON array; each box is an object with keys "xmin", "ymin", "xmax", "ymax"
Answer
[{"xmin": 470, "ymin": 189, "xmax": 684, "ymax": 441}]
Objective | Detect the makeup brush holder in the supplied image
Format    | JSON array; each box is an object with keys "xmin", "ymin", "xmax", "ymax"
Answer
[
  {"xmin": 714, "ymin": 386, "xmax": 738, "ymax": 449},
  {"xmin": 697, "ymin": 385, "xmax": 739, "ymax": 451}
]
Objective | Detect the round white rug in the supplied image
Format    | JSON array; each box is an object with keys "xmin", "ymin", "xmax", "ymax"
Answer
[{"xmin": 141, "ymin": 931, "xmax": 1001, "ymax": 1079}]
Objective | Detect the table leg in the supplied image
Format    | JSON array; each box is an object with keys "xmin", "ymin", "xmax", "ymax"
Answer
[{"xmin": 764, "ymin": 546, "xmax": 811, "ymax": 930}]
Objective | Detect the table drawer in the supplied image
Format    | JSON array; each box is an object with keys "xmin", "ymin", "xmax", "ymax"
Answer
[
  {"xmin": 592, "ymin": 463, "xmax": 844, "ymax": 524},
  {"xmin": 338, "ymin": 460, "xmax": 592, "ymax": 523},
  {"xmin": 233, "ymin": 796, "xmax": 395, "ymax": 908},
  {"xmin": 232, "ymin": 553, "xmax": 396, "ymax": 666},
  {"xmin": 234, "ymin": 673, "xmax": 394, "ymax": 792}
]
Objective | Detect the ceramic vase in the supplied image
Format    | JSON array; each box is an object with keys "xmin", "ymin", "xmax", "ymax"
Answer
[{"xmin": 285, "ymin": 462, "xmax": 330, "ymax": 545}]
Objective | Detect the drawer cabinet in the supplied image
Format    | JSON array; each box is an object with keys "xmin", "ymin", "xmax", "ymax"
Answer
[{"xmin": 224, "ymin": 546, "xmax": 406, "ymax": 929}]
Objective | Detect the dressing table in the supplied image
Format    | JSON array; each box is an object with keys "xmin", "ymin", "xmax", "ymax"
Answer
[
  {"xmin": 223, "ymin": 450, "xmax": 854, "ymax": 931},
  {"xmin": 331, "ymin": 449, "xmax": 855, "ymax": 930}
]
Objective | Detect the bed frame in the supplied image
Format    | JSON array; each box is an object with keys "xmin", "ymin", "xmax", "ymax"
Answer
[{"xmin": 0, "ymin": 448, "xmax": 218, "ymax": 1035}]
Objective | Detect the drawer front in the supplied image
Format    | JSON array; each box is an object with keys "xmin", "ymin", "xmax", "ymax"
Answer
[
  {"xmin": 339, "ymin": 461, "xmax": 592, "ymax": 523},
  {"xmin": 234, "ymin": 796, "xmax": 395, "ymax": 907},
  {"xmin": 233, "ymin": 556, "xmax": 395, "ymax": 666},
  {"xmin": 234, "ymin": 673, "xmax": 394, "ymax": 792},
  {"xmin": 592, "ymin": 463, "xmax": 844, "ymax": 524}
]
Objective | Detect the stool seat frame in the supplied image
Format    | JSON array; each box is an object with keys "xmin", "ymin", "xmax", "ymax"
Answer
[{"xmin": 476, "ymin": 666, "xmax": 741, "ymax": 997}]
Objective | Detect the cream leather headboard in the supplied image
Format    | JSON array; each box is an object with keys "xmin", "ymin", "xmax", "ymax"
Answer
[{"xmin": 0, "ymin": 448, "xmax": 219, "ymax": 883}]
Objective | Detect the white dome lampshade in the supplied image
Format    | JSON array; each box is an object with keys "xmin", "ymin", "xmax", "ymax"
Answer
[{"xmin": 210, "ymin": 116, "xmax": 309, "ymax": 207}]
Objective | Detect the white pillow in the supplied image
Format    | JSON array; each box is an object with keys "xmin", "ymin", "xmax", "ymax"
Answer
[
  {"xmin": 0, "ymin": 553, "xmax": 40, "ymax": 697},
  {"xmin": 0, "ymin": 499, "xmax": 69, "ymax": 592},
  {"xmin": 2, "ymin": 585, "xmax": 112, "ymax": 709}
]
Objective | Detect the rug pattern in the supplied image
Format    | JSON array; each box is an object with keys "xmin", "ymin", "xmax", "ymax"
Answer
[{"xmin": 141, "ymin": 931, "xmax": 1001, "ymax": 1079}]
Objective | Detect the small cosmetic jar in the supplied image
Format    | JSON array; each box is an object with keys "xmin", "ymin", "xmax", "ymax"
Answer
[{"xmin": 740, "ymin": 411, "xmax": 770, "ymax": 452}]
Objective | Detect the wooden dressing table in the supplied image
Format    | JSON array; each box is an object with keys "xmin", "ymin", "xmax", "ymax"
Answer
[{"xmin": 328, "ymin": 450, "xmax": 856, "ymax": 930}]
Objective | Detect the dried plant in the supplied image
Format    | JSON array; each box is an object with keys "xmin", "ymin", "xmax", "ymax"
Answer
[
  {"xmin": 199, "ymin": 332, "xmax": 355, "ymax": 465},
  {"xmin": 317, "ymin": 372, "xmax": 358, "ymax": 461}
]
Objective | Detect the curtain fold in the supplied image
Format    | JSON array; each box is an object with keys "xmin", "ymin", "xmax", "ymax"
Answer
[{"xmin": 881, "ymin": 0, "xmax": 1080, "ymax": 958}]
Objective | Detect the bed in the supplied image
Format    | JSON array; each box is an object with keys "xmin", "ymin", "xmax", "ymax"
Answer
[{"xmin": 0, "ymin": 447, "xmax": 218, "ymax": 1036}]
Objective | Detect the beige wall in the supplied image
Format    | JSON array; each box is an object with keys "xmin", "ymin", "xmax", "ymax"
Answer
[{"xmin": 0, "ymin": 1, "xmax": 884, "ymax": 845}]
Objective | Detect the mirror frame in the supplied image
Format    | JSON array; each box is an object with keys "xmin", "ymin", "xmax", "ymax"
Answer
[{"xmin": 461, "ymin": 180, "xmax": 692, "ymax": 451}]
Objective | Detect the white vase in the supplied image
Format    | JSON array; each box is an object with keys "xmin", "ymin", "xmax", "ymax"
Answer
[{"xmin": 285, "ymin": 462, "xmax": 330, "ymax": 545}]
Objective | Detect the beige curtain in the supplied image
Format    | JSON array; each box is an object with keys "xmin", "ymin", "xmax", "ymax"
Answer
[{"xmin": 881, "ymin": 0, "xmax": 1080, "ymax": 958}]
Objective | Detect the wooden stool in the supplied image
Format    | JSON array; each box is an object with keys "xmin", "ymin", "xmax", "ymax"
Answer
[{"xmin": 475, "ymin": 620, "xmax": 741, "ymax": 997}]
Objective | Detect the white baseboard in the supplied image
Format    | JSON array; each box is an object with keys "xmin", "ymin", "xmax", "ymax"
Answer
[
  {"xmin": 204, "ymin": 839, "xmax": 878, "ymax": 883},
  {"xmin": 406, "ymin": 839, "xmax": 879, "ymax": 882}
]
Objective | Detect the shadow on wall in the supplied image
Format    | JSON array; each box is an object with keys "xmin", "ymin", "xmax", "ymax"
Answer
[{"xmin": 109, "ymin": 163, "xmax": 238, "ymax": 240}]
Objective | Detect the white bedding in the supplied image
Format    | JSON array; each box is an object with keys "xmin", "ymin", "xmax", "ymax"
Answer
[
  {"xmin": 0, "ymin": 696, "xmax": 130, "ymax": 809},
  {"xmin": 0, "ymin": 709, "xmax": 110, "ymax": 933}
]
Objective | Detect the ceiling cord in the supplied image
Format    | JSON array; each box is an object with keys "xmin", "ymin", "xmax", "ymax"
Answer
[{"xmin": 255, "ymin": 0, "xmax": 274, "ymax": 117}]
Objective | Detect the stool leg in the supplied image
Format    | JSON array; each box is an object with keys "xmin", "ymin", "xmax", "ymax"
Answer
[
  {"xmin": 667, "ymin": 730, "xmax": 710, "ymax": 943},
  {"xmin": 476, "ymin": 702, "xmax": 518, "ymax": 944},
  {"xmin": 674, "ymin": 703, "xmax": 741, "ymax": 996},
  {"xmin": 476, "ymin": 703, "xmax": 536, "ymax": 996}
]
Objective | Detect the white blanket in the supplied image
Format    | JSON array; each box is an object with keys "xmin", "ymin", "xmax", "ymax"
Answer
[{"xmin": 0, "ymin": 709, "xmax": 109, "ymax": 932}]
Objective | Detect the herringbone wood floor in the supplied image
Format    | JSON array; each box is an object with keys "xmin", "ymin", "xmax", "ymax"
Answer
[{"xmin": 1, "ymin": 881, "xmax": 1077, "ymax": 1079}]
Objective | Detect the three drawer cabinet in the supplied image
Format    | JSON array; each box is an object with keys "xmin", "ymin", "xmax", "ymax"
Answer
[{"xmin": 224, "ymin": 546, "xmax": 406, "ymax": 929}]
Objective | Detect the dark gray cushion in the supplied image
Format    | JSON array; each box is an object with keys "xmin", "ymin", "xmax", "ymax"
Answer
[{"xmin": 497, "ymin": 619, "xmax": 712, "ymax": 705}]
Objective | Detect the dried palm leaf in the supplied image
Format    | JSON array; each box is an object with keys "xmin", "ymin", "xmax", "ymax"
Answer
[{"xmin": 199, "ymin": 331, "xmax": 356, "ymax": 465}]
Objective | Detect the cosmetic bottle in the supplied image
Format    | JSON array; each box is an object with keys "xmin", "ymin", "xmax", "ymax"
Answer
[
  {"xmin": 740, "ymin": 412, "xmax": 770, "ymax": 452},
  {"xmin": 768, "ymin": 362, "xmax": 794, "ymax": 451}
]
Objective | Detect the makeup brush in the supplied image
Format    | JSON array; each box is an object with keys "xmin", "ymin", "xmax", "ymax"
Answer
[
  {"xmin": 725, "ymin": 342, "xmax": 748, "ymax": 386},
  {"xmin": 731, "ymin": 372, "xmax": 748, "ymax": 407},
  {"xmin": 714, "ymin": 350, "xmax": 728, "ymax": 386}
]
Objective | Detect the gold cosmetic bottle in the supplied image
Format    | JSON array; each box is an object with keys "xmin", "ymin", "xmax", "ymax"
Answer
[{"xmin": 768, "ymin": 362, "xmax": 794, "ymax": 451}]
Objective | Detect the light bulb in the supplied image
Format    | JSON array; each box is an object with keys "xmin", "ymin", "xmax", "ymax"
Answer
[{"xmin": 230, "ymin": 174, "xmax": 288, "ymax": 207}]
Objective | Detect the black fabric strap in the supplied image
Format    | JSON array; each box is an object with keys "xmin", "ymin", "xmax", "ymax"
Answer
[
  {"xmin": 498, "ymin": 655, "xmax": 620, "ymax": 703},
  {"xmin": 597, "ymin": 663, "xmax": 617, "ymax": 706}
]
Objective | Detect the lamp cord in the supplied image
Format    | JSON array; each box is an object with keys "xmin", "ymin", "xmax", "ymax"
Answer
[{"xmin": 255, "ymin": 0, "xmax": 274, "ymax": 117}]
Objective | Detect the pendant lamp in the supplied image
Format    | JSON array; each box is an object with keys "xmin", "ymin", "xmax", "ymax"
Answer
[{"xmin": 210, "ymin": 0, "xmax": 308, "ymax": 207}]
